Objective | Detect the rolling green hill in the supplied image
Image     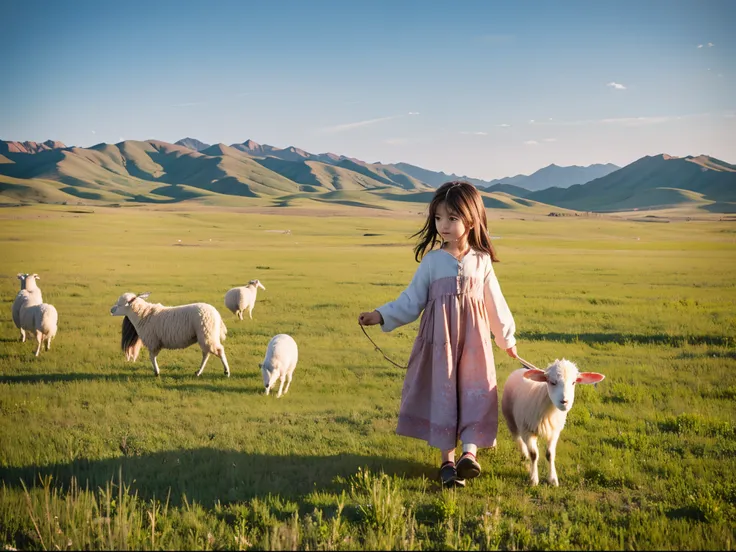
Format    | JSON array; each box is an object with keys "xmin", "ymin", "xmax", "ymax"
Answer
[
  {"xmin": 1, "ymin": 140, "xmax": 733, "ymax": 213},
  {"xmin": 528, "ymin": 154, "xmax": 736, "ymax": 212}
]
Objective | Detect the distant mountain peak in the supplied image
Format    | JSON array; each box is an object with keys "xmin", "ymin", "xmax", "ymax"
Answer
[
  {"xmin": 0, "ymin": 139, "xmax": 67, "ymax": 155},
  {"xmin": 241, "ymin": 139, "xmax": 261, "ymax": 149},
  {"xmin": 175, "ymin": 137, "xmax": 211, "ymax": 151}
]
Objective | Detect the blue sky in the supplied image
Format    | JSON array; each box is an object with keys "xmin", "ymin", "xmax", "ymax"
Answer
[{"xmin": 1, "ymin": 0, "xmax": 734, "ymax": 179}]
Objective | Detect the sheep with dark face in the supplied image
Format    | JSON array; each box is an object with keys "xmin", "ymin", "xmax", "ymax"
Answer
[
  {"xmin": 224, "ymin": 280, "xmax": 266, "ymax": 320},
  {"xmin": 110, "ymin": 292, "xmax": 230, "ymax": 377},
  {"xmin": 501, "ymin": 359, "xmax": 605, "ymax": 486}
]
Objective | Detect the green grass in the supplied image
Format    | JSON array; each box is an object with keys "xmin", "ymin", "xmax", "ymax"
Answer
[{"xmin": 0, "ymin": 205, "xmax": 734, "ymax": 550}]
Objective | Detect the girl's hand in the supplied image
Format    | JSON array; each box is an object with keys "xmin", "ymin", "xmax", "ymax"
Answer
[
  {"xmin": 358, "ymin": 310, "xmax": 382, "ymax": 326},
  {"xmin": 506, "ymin": 345, "xmax": 518, "ymax": 359}
]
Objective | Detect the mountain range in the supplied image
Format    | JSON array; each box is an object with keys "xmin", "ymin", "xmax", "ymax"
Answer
[{"xmin": 0, "ymin": 138, "xmax": 733, "ymax": 213}]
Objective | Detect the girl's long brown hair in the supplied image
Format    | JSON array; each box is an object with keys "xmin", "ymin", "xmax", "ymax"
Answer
[{"xmin": 412, "ymin": 181, "xmax": 499, "ymax": 263}]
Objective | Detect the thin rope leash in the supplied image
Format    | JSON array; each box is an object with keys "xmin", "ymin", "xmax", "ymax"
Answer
[
  {"xmin": 359, "ymin": 324, "xmax": 408, "ymax": 369},
  {"xmin": 361, "ymin": 323, "xmax": 543, "ymax": 373},
  {"xmin": 516, "ymin": 356, "xmax": 542, "ymax": 371}
]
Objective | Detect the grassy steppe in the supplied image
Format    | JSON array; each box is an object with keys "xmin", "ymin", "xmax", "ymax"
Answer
[{"xmin": 0, "ymin": 205, "xmax": 734, "ymax": 550}]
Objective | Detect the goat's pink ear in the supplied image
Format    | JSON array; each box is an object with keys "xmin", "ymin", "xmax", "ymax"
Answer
[
  {"xmin": 524, "ymin": 369, "xmax": 548, "ymax": 382},
  {"xmin": 577, "ymin": 372, "xmax": 605, "ymax": 384}
]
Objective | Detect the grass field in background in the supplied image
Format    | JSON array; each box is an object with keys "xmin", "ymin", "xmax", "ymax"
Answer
[{"xmin": 0, "ymin": 204, "xmax": 734, "ymax": 550}]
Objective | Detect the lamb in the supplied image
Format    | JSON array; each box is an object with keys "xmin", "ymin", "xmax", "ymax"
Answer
[
  {"xmin": 260, "ymin": 334, "xmax": 298, "ymax": 398},
  {"xmin": 12, "ymin": 273, "xmax": 44, "ymax": 343},
  {"xmin": 110, "ymin": 292, "xmax": 230, "ymax": 377},
  {"xmin": 501, "ymin": 359, "xmax": 605, "ymax": 486},
  {"xmin": 224, "ymin": 280, "xmax": 266, "ymax": 320},
  {"xmin": 17, "ymin": 292, "xmax": 58, "ymax": 357}
]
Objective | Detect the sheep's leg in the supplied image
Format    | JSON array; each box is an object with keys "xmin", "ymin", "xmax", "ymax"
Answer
[
  {"xmin": 283, "ymin": 371, "xmax": 293, "ymax": 395},
  {"xmin": 547, "ymin": 433, "xmax": 560, "ymax": 486},
  {"xmin": 247, "ymin": 305, "xmax": 253, "ymax": 320},
  {"xmin": 516, "ymin": 436, "xmax": 530, "ymax": 460},
  {"xmin": 276, "ymin": 376, "xmax": 286, "ymax": 398},
  {"xmin": 150, "ymin": 351, "xmax": 161, "ymax": 377},
  {"xmin": 196, "ymin": 351, "xmax": 210, "ymax": 377},
  {"xmin": 34, "ymin": 331, "xmax": 43, "ymax": 357},
  {"xmin": 217, "ymin": 346, "xmax": 230, "ymax": 377},
  {"xmin": 19, "ymin": 328, "xmax": 26, "ymax": 342},
  {"xmin": 237, "ymin": 310, "xmax": 243, "ymax": 321},
  {"xmin": 45, "ymin": 335, "xmax": 51, "ymax": 351},
  {"xmin": 524, "ymin": 435, "xmax": 540, "ymax": 485}
]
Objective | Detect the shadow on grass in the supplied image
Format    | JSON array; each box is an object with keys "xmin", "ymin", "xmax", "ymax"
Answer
[
  {"xmin": 0, "ymin": 371, "xmax": 257, "ymax": 391},
  {"xmin": 0, "ymin": 449, "xmax": 430, "ymax": 508},
  {"xmin": 518, "ymin": 331, "xmax": 732, "ymax": 347}
]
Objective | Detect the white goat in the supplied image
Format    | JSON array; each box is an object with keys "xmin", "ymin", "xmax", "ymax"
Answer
[
  {"xmin": 110, "ymin": 292, "xmax": 230, "ymax": 377},
  {"xmin": 17, "ymin": 292, "xmax": 58, "ymax": 357},
  {"xmin": 224, "ymin": 280, "xmax": 266, "ymax": 320},
  {"xmin": 501, "ymin": 359, "xmax": 605, "ymax": 486},
  {"xmin": 12, "ymin": 273, "xmax": 43, "ymax": 342},
  {"xmin": 260, "ymin": 334, "xmax": 298, "ymax": 397}
]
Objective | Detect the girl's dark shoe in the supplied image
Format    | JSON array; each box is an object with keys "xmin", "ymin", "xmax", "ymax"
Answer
[
  {"xmin": 456, "ymin": 452, "xmax": 481, "ymax": 480},
  {"xmin": 439, "ymin": 461, "xmax": 466, "ymax": 488}
]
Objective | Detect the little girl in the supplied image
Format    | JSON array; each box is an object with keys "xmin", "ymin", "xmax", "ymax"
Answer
[{"xmin": 359, "ymin": 181, "xmax": 519, "ymax": 488}]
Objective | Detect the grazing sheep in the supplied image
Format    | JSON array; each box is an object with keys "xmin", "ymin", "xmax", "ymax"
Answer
[
  {"xmin": 260, "ymin": 334, "xmax": 298, "ymax": 398},
  {"xmin": 501, "ymin": 359, "xmax": 605, "ymax": 486},
  {"xmin": 110, "ymin": 292, "xmax": 230, "ymax": 377},
  {"xmin": 121, "ymin": 316, "xmax": 143, "ymax": 362},
  {"xmin": 12, "ymin": 273, "xmax": 43, "ymax": 342},
  {"xmin": 17, "ymin": 292, "xmax": 58, "ymax": 356},
  {"xmin": 224, "ymin": 280, "xmax": 266, "ymax": 320}
]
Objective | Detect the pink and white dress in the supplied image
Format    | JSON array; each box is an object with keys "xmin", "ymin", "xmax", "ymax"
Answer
[{"xmin": 376, "ymin": 248, "xmax": 516, "ymax": 451}]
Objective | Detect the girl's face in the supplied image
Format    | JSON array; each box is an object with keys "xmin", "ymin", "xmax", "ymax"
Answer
[{"xmin": 435, "ymin": 201, "xmax": 469, "ymax": 245}]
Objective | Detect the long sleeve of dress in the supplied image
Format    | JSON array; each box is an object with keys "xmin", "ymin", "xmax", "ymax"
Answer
[
  {"xmin": 484, "ymin": 264, "xmax": 516, "ymax": 349},
  {"xmin": 376, "ymin": 258, "xmax": 431, "ymax": 333}
]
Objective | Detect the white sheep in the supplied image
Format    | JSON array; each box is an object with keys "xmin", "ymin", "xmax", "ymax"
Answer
[
  {"xmin": 12, "ymin": 273, "xmax": 43, "ymax": 342},
  {"xmin": 501, "ymin": 359, "xmax": 605, "ymax": 486},
  {"xmin": 224, "ymin": 280, "xmax": 266, "ymax": 320},
  {"xmin": 17, "ymin": 292, "xmax": 58, "ymax": 357},
  {"xmin": 260, "ymin": 334, "xmax": 298, "ymax": 397},
  {"xmin": 110, "ymin": 292, "xmax": 230, "ymax": 377}
]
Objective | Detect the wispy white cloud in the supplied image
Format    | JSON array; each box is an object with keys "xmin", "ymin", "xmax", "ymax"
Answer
[
  {"xmin": 537, "ymin": 113, "xmax": 707, "ymax": 127},
  {"xmin": 498, "ymin": 123, "xmax": 511, "ymax": 128},
  {"xmin": 523, "ymin": 140, "xmax": 539, "ymax": 146},
  {"xmin": 528, "ymin": 119, "xmax": 535, "ymax": 124},
  {"xmin": 91, "ymin": 130, "xmax": 96, "ymax": 135},
  {"xmin": 708, "ymin": 42, "xmax": 714, "ymax": 47},
  {"xmin": 697, "ymin": 44, "xmax": 704, "ymax": 48},
  {"xmin": 607, "ymin": 82, "xmax": 627, "ymax": 90},
  {"xmin": 320, "ymin": 112, "xmax": 419, "ymax": 134},
  {"xmin": 460, "ymin": 131, "xmax": 488, "ymax": 136}
]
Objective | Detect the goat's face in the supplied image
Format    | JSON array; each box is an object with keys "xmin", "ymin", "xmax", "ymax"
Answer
[
  {"xmin": 524, "ymin": 359, "xmax": 605, "ymax": 412},
  {"xmin": 249, "ymin": 279, "xmax": 266, "ymax": 291},
  {"xmin": 110, "ymin": 292, "xmax": 149, "ymax": 316},
  {"xmin": 260, "ymin": 362, "xmax": 278, "ymax": 394}
]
